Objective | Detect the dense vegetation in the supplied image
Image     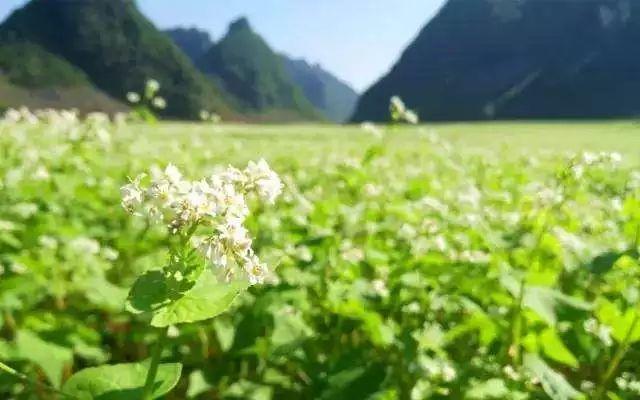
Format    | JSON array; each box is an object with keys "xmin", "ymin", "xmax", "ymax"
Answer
[
  {"xmin": 0, "ymin": 42, "xmax": 87, "ymax": 88},
  {"xmin": 1, "ymin": 109, "xmax": 640, "ymax": 399},
  {"xmin": 281, "ymin": 56, "xmax": 358, "ymax": 123},
  {"xmin": 352, "ymin": 0, "xmax": 640, "ymax": 122},
  {"xmin": 166, "ymin": 24, "xmax": 358, "ymax": 122},
  {"xmin": 164, "ymin": 28, "xmax": 214, "ymax": 65},
  {"xmin": 0, "ymin": 0, "xmax": 234, "ymax": 119},
  {"xmin": 197, "ymin": 18, "xmax": 320, "ymax": 121}
]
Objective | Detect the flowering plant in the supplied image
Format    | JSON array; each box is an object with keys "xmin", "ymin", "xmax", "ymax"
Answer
[{"xmin": 53, "ymin": 160, "xmax": 282, "ymax": 399}]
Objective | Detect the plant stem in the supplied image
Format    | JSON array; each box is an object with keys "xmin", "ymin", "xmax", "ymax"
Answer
[
  {"xmin": 594, "ymin": 310, "xmax": 640, "ymax": 400},
  {"xmin": 0, "ymin": 360, "xmax": 77, "ymax": 399},
  {"xmin": 141, "ymin": 326, "xmax": 169, "ymax": 400},
  {"xmin": 510, "ymin": 276, "xmax": 526, "ymax": 366}
]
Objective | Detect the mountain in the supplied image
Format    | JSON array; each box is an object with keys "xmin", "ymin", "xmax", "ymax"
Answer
[
  {"xmin": 352, "ymin": 0, "xmax": 640, "ymax": 122},
  {"xmin": 0, "ymin": 0, "xmax": 235, "ymax": 119},
  {"xmin": 0, "ymin": 41, "xmax": 125, "ymax": 113},
  {"xmin": 165, "ymin": 27, "xmax": 213, "ymax": 63},
  {"xmin": 281, "ymin": 56, "xmax": 358, "ymax": 122},
  {"xmin": 196, "ymin": 18, "xmax": 320, "ymax": 121}
]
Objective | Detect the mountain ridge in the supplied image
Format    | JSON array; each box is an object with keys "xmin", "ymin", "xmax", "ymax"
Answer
[
  {"xmin": 195, "ymin": 17, "xmax": 321, "ymax": 121},
  {"xmin": 166, "ymin": 19, "xmax": 358, "ymax": 122},
  {"xmin": 0, "ymin": 0, "xmax": 235, "ymax": 119},
  {"xmin": 352, "ymin": 0, "xmax": 640, "ymax": 122}
]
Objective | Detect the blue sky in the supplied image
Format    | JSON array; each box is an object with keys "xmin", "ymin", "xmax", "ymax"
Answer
[{"xmin": 0, "ymin": 0, "xmax": 446, "ymax": 92}]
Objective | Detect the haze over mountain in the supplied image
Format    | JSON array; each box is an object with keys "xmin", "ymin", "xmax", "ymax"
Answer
[
  {"xmin": 164, "ymin": 27, "xmax": 213, "ymax": 63},
  {"xmin": 353, "ymin": 0, "xmax": 640, "ymax": 122},
  {"xmin": 194, "ymin": 18, "xmax": 320, "ymax": 121},
  {"xmin": 166, "ymin": 23, "xmax": 359, "ymax": 122},
  {"xmin": 281, "ymin": 56, "xmax": 358, "ymax": 122},
  {"xmin": 0, "ymin": 0, "xmax": 234, "ymax": 119}
]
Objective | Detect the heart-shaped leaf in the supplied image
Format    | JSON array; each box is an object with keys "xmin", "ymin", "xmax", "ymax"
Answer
[
  {"xmin": 62, "ymin": 361, "xmax": 182, "ymax": 400},
  {"xmin": 150, "ymin": 272, "xmax": 247, "ymax": 327}
]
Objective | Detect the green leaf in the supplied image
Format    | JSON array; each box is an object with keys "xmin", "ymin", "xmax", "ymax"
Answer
[
  {"xmin": 187, "ymin": 370, "xmax": 212, "ymax": 398},
  {"xmin": 224, "ymin": 380, "xmax": 272, "ymax": 400},
  {"xmin": 0, "ymin": 276, "xmax": 45, "ymax": 311},
  {"xmin": 85, "ymin": 276, "xmax": 128, "ymax": 312},
  {"xmin": 595, "ymin": 299, "xmax": 640, "ymax": 344},
  {"xmin": 523, "ymin": 354, "xmax": 583, "ymax": 400},
  {"xmin": 320, "ymin": 364, "xmax": 386, "ymax": 400},
  {"xmin": 14, "ymin": 330, "xmax": 72, "ymax": 388},
  {"xmin": 502, "ymin": 278, "xmax": 591, "ymax": 325},
  {"xmin": 540, "ymin": 329, "xmax": 579, "ymax": 368},
  {"xmin": 587, "ymin": 251, "xmax": 623, "ymax": 275},
  {"xmin": 126, "ymin": 270, "xmax": 170, "ymax": 314},
  {"xmin": 270, "ymin": 307, "xmax": 314, "ymax": 350},
  {"xmin": 150, "ymin": 272, "xmax": 247, "ymax": 327},
  {"xmin": 331, "ymin": 299, "xmax": 395, "ymax": 347},
  {"xmin": 62, "ymin": 361, "xmax": 182, "ymax": 400},
  {"xmin": 213, "ymin": 316, "xmax": 235, "ymax": 352},
  {"xmin": 466, "ymin": 378, "xmax": 509, "ymax": 399}
]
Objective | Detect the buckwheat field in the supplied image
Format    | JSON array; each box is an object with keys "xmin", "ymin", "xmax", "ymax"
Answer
[{"xmin": 2, "ymin": 106, "xmax": 640, "ymax": 400}]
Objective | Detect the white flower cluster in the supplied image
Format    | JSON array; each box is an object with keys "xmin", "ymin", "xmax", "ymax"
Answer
[
  {"xmin": 127, "ymin": 78, "xmax": 166, "ymax": 110},
  {"xmin": 360, "ymin": 121, "xmax": 384, "ymax": 138},
  {"xmin": 569, "ymin": 151, "xmax": 622, "ymax": 179},
  {"xmin": 616, "ymin": 372, "xmax": 640, "ymax": 394},
  {"xmin": 121, "ymin": 159, "xmax": 283, "ymax": 285},
  {"xmin": 583, "ymin": 318, "xmax": 613, "ymax": 347},
  {"xmin": 390, "ymin": 95, "xmax": 419, "ymax": 124},
  {"xmin": 199, "ymin": 110, "xmax": 222, "ymax": 123}
]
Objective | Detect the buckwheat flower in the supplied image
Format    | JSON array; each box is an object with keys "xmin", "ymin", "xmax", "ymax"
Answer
[
  {"xmin": 38, "ymin": 235, "xmax": 58, "ymax": 250},
  {"xmin": 295, "ymin": 246, "xmax": 313, "ymax": 262},
  {"xmin": 163, "ymin": 164, "xmax": 184, "ymax": 186},
  {"xmin": 363, "ymin": 183, "xmax": 382, "ymax": 197},
  {"xmin": 609, "ymin": 151, "xmax": 622, "ymax": 164},
  {"xmin": 503, "ymin": 365, "xmax": 520, "ymax": 381},
  {"xmin": 441, "ymin": 365, "xmax": 456, "ymax": 382},
  {"xmin": 399, "ymin": 223, "xmax": 417, "ymax": 240},
  {"xmin": 121, "ymin": 175, "xmax": 145, "ymax": 213},
  {"xmin": 243, "ymin": 253, "xmax": 268, "ymax": 285},
  {"xmin": 218, "ymin": 220, "xmax": 252, "ymax": 255},
  {"xmin": 210, "ymin": 113, "xmax": 221, "ymax": 123},
  {"xmin": 69, "ymin": 237, "xmax": 101, "ymax": 255},
  {"xmin": 10, "ymin": 262, "xmax": 27, "ymax": 274},
  {"xmin": 101, "ymin": 247, "xmax": 119, "ymax": 261},
  {"xmin": 123, "ymin": 160, "xmax": 282, "ymax": 286},
  {"xmin": 390, "ymin": 96, "xmax": 406, "ymax": 114},
  {"xmin": 582, "ymin": 151, "xmax": 598, "ymax": 165},
  {"xmin": 244, "ymin": 159, "xmax": 283, "ymax": 204},
  {"xmin": 371, "ymin": 279, "xmax": 389, "ymax": 298},
  {"xmin": 152, "ymin": 97, "xmax": 167, "ymax": 110},
  {"xmin": 403, "ymin": 302, "xmax": 421, "ymax": 314},
  {"xmin": 360, "ymin": 121, "xmax": 383, "ymax": 138},
  {"xmin": 126, "ymin": 92, "xmax": 141, "ymax": 104},
  {"xmin": 33, "ymin": 165, "xmax": 50, "ymax": 181},
  {"xmin": 195, "ymin": 235, "xmax": 227, "ymax": 269},
  {"xmin": 405, "ymin": 109, "xmax": 419, "ymax": 125},
  {"xmin": 146, "ymin": 79, "xmax": 160, "ymax": 94},
  {"xmin": 338, "ymin": 241, "xmax": 362, "ymax": 263}
]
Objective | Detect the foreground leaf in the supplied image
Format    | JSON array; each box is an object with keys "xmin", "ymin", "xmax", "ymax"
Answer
[
  {"xmin": 540, "ymin": 329, "xmax": 579, "ymax": 368},
  {"xmin": 62, "ymin": 361, "xmax": 182, "ymax": 400},
  {"xmin": 595, "ymin": 299, "xmax": 640, "ymax": 344},
  {"xmin": 150, "ymin": 272, "xmax": 247, "ymax": 327},
  {"xmin": 466, "ymin": 378, "xmax": 509, "ymax": 399},
  {"xmin": 15, "ymin": 330, "xmax": 72, "ymax": 388},
  {"xmin": 523, "ymin": 353, "xmax": 582, "ymax": 400}
]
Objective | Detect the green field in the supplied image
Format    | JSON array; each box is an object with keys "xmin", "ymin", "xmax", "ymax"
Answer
[
  {"xmin": 138, "ymin": 121, "xmax": 640, "ymax": 161},
  {"xmin": 2, "ymin": 115, "xmax": 640, "ymax": 399}
]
